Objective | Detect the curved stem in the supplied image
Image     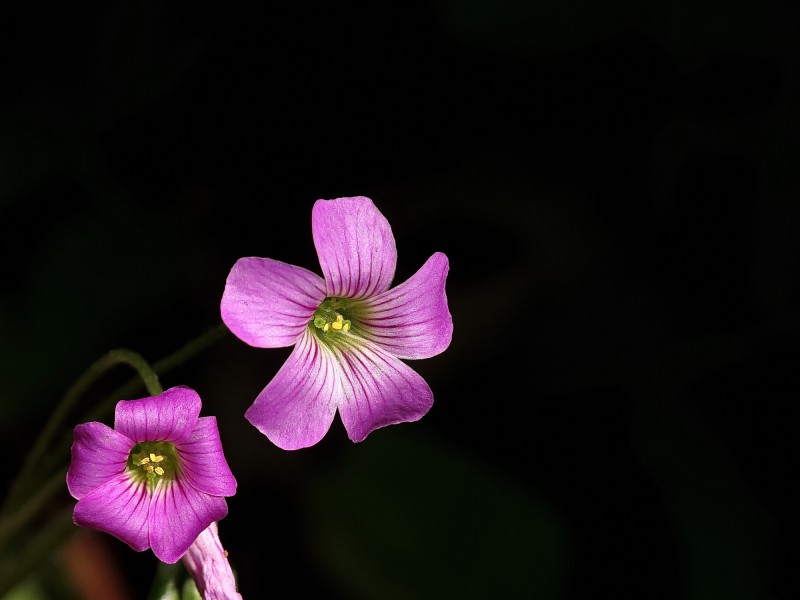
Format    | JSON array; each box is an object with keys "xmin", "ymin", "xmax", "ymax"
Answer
[
  {"xmin": 113, "ymin": 348, "xmax": 164, "ymax": 396},
  {"xmin": 84, "ymin": 323, "xmax": 228, "ymax": 423},
  {"xmin": 2, "ymin": 350, "xmax": 162, "ymax": 517}
]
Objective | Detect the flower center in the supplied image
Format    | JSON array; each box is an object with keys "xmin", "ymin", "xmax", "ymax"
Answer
[
  {"xmin": 126, "ymin": 441, "xmax": 179, "ymax": 488},
  {"xmin": 311, "ymin": 297, "xmax": 352, "ymax": 334}
]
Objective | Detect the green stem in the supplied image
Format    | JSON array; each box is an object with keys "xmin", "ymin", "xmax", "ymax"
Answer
[
  {"xmin": 119, "ymin": 348, "xmax": 164, "ymax": 396},
  {"xmin": 84, "ymin": 323, "xmax": 227, "ymax": 424},
  {"xmin": 146, "ymin": 561, "xmax": 185, "ymax": 600},
  {"xmin": 2, "ymin": 350, "xmax": 162, "ymax": 517}
]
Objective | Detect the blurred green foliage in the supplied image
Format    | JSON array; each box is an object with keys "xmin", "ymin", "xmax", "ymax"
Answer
[{"xmin": 306, "ymin": 430, "xmax": 569, "ymax": 599}]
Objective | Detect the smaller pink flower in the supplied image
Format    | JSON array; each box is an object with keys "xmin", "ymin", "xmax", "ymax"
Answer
[
  {"xmin": 66, "ymin": 386, "xmax": 237, "ymax": 563},
  {"xmin": 182, "ymin": 522, "xmax": 243, "ymax": 600}
]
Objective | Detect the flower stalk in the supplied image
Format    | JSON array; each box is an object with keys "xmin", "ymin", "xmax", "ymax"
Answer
[{"xmin": 182, "ymin": 522, "xmax": 242, "ymax": 599}]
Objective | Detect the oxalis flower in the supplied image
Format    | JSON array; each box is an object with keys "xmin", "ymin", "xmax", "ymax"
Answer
[
  {"xmin": 66, "ymin": 386, "xmax": 237, "ymax": 563},
  {"xmin": 221, "ymin": 196, "xmax": 453, "ymax": 450}
]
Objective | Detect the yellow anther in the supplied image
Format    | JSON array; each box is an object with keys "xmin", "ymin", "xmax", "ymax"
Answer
[
  {"xmin": 150, "ymin": 454, "xmax": 164, "ymax": 463},
  {"xmin": 154, "ymin": 466, "xmax": 165, "ymax": 476},
  {"xmin": 312, "ymin": 299, "xmax": 353, "ymax": 335},
  {"xmin": 140, "ymin": 457, "xmax": 150, "ymax": 465}
]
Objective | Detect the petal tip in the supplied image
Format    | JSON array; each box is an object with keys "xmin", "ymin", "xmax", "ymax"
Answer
[
  {"xmin": 344, "ymin": 400, "xmax": 434, "ymax": 444},
  {"xmin": 312, "ymin": 196, "xmax": 397, "ymax": 299},
  {"xmin": 244, "ymin": 405, "xmax": 323, "ymax": 451}
]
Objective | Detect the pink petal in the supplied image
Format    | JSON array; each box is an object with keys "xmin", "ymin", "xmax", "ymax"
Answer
[
  {"xmin": 114, "ymin": 386, "xmax": 201, "ymax": 444},
  {"xmin": 149, "ymin": 479, "xmax": 229, "ymax": 563},
  {"xmin": 182, "ymin": 522, "xmax": 243, "ymax": 600},
  {"xmin": 73, "ymin": 473, "xmax": 150, "ymax": 553},
  {"xmin": 221, "ymin": 257, "xmax": 326, "ymax": 348},
  {"xmin": 312, "ymin": 196, "xmax": 397, "ymax": 299},
  {"xmin": 333, "ymin": 340, "xmax": 434, "ymax": 443},
  {"xmin": 245, "ymin": 329, "xmax": 340, "ymax": 450},
  {"xmin": 359, "ymin": 252, "xmax": 453, "ymax": 360},
  {"xmin": 67, "ymin": 422, "xmax": 133, "ymax": 500},
  {"xmin": 177, "ymin": 417, "xmax": 237, "ymax": 497}
]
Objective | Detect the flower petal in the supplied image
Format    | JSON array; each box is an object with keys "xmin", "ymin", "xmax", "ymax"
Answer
[
  {"xmin": 359, "ymin": 252, "xmax": 453, "ymax": 360},
  {"xmin": 114, "ymin": 386, "xmax": 201, "ymax": 444},
  {"xmin": 245, "ymin": 329, "xmax": 340, "ymax": 450},
  {"xmin": 221, "ymin": 257, "xmax": 327, "ymax": 348},
  {"xmin": 312, "ymin": 196, "xmax": 397, "ymax": 299},
  {"xmin": 149, "ymin": 479, "xmax": 229, "ymax": 563},
  {"xmin": 333, "ymin": 340, "xmax": 434, "ymax": 443},
  {"xmin": 182, "ymin": 522, "xmax": 243, "ymax": 600},
  {"xmin": 177, "ymin": 417, "xmax": 237, "ymax": 497},
  {"xmin": 67, "ymin": 422, "xmax": 133, "ymax": 500},
  {"xmin": 73, "ymin": 473, "xmax": 150, "ymax": 553}
]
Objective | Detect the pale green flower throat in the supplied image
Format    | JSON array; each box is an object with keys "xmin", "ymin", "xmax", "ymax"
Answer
[
  {"xmin": 311, "ymin": 297, "xmax": 353, "ymax": 334},
  {"xmin": 126, "ymin": 441, "xmax": 179, "ymax": 488}
]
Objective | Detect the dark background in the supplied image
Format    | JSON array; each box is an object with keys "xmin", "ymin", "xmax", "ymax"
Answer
[{"xmin": 1, "ymin": 2, "xmax": 798, "ymax": 598}]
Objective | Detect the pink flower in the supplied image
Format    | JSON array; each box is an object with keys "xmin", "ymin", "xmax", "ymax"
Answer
[
  {"xmin": 221, "ymin": 196, "xmax": 453, "ymax": 450},
  {"xmin": 66, "ymin": 386, "xmax": 237, "ymax": 563}
]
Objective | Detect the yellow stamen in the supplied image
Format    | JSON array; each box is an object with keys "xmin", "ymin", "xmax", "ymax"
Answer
[
  {"xmin": 331, "ymin": 314, "xmax": 343, "ymax": 330},
  {"xmin": 150, "ymin": 454, "xmax": 164, "ymax": 463},
  {"xmin": 342, "ymin": 322, "xmax": 351, "ymax": 332},
  {"xmin": 323, "ymin": 323, "xmax": 330, "ymax": 332},
  {"xmin": 140, "ymin": 457, "xmax": 150, "ymax": 465},
  {"xmin": 154, "ymin": 466, "xmax": 165, "ymax": 476}
]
